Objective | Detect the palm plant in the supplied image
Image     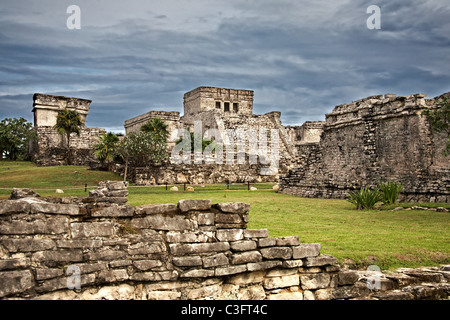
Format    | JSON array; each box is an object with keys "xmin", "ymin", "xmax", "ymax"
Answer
[
  {"xmin": 53, "ymin": 108, "xmax": 83, "ymax": 165},
  {"xmin": 93, "ymin": 132, "xmax": 120, "ymax": 170},
  {"xmin": 140, "ymin": 118, "xmax": 169, "ymax": 140}
]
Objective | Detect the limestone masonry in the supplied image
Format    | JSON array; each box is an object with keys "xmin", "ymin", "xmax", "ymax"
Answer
[
  {"xmin": 30, "ymin": 93, "xmax": 104, "ymax": 166},
  {"xmin": 1, "ymin": 182, "xmax": 449, "ymax": 300},
  {"xmin": 29, "ymin": 87, "xmax": 449, "ymax": 202},
  {"xmin": 279, "ymin": 92, "xmax": 450, "ymax": 202}
]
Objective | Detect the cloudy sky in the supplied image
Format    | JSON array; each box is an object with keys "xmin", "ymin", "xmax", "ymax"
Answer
[{"xmin": 1, "ymin": 0, "xmax": 449, "ymax": 133}]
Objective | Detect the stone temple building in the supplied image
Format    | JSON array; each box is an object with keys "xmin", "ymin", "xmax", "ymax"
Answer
[
  {"xmin": 29, "ymin": 86, "xmax": 449, "ymax": 202},
  {"xmin": 29, "ymin": 93, "xmax": 104, "ymax": 166},
  {"xmin": 123, "ymin": 86, "xmax": 316, "ymax": 185}
]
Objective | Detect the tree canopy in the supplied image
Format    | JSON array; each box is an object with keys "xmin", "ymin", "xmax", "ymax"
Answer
[{"xmin": 0, "ymin": 117, "xmax": 35, "ymax": 160}]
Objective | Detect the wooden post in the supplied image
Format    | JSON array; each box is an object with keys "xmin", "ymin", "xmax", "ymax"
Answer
[
  {"xmin": 184, "ymin": 183, "xmax": 186, "ymax": 191},
  {"xmin": 85, "ymin": 183, "xmax": 87, "ymax": 192},
  {"xmin": 248, "ymin": 181, "xmax": 250, "ymax": 190}
]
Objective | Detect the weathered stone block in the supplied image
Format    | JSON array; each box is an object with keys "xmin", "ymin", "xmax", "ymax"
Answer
[
  {"xmin": 91, "ymin": 205, "xmax": 134, "ymax": 217},
  {"xmin": 166, "ymin": 231, "xmax": 212, "ymax": 243},
  {"xmin": 292, "ymin": 243, "xmax": 321, "ymax": 259},
  {"xmin": 197, "ymin": 212, "xmax": 215, "ymax": 225},
  {"xmin": 263, "ymin": 274, "xmax": 299, "ymax": 290},
  {"xmin": 133, "ymin": 260, "xmax": 164, "ymax": 271},
  {"xmin": 135, "ymin": 204, "xmax": 178, "ymax": 215},
  {"xmin": 247, "ymin": 260, "xmax": 283, "ymax": 272},
  {"xmin": 35, "ymin": 268, "xmax": 64, "ymax": 280},
  {"xmin": 0, "ymin": 217, "xmax": 68, "ymax": 235},
  {"xmin": 230, "ymin": 240, "xmax": 257, "ymax": 252},
  {"xmin": 244, "ymin": 229, "xmax": 268, "ymax": 238},
  {"xmin": 282, "ymin": 260, "xmax": 303, "ymax": 268},
  {"xmin": 231, "ymin": 251, "xmax": 262, "ymax": 265},
  {"xmin": 180, "ymin": 269, "xmax": 215, "ymax": 278},
  {"xmin": 0, "ymin": 258, "xmax": 30, "ymax": 271},
  {"xmin": 128, "ymin": 242, "xmax": 165, "ymax": 255},
  {"xmin": 338, "ymin": 270, "xmax": 360, "ymax": 285},
  {"xmin": 70, "ymin": 222, "xmax": 116, "ymax": 239},
  {"xmin": 300, "ymin": 273, "xmax": 331, "ymax": 290},
  {"xmin": 216, "ymin": 229, "xmax": 244, "ymax": 242},
  {"xmin": 173, "ymin": 256, "xmax": 203, "ymax": 267},
  {"xmin": 228, "ymin": 271, "xmax": 265, "ymax": 286},
  {"xmin": 1, "ymin": 239, "xmax": 56, "ymax": 252},
  {"xmin": 215, "ymin": 202, "xmax": 250, "ymax": 214},
  {"xmin": 169, "ymin": 242, "xmax": 230, "ymax": 255},
  {"xmin": 260, "ymin": 247, "xmax": 292, "ymax": 260},
  {"xmin": 0, "ymin": 270, "xmax": 34, "ymax": 298},
  {"xmin": 147, "ymin": 291, "xmax": 182, "ymax": 300},
  {"xmin": 304, "ymin": 254, "xmax": 337, "ymax": 267},
  {"xmin": 267, "ymin": 291, "xmax": 303, "ymax": 300},
  {"xmin": 216, "ymin": 213, "xmax": 242, "ymax": 224},
  {"xmin": 215, "ymin": 264, "xmax": 247, "ymax": 276},
  {"xmin": 56, "ymin": 239, "xmax": 103, "ymax": 249},
  {"xmin": 85, "ymin": 248, "xmax": 127, "ymax": 261},
  {"xmin": 30, "ymin": 202, "xmax": 80, "ymax": 215},
  {"xmin": 275, "ymin": 236, "xmax": 300, "ymax": 246},
  {"xmin": 32, "ymin": 250, "xmax": 83, "ymax": 266},
  {"xmin": 202, "ymin": 253, "xmax": 229, "ymax": 268},
  {"xmin": 178, "ymin": 199, "xmax": 211, "ymax": 212},
  {"xmin": 258, "ymin": 237, "xmax": 277, "ymax": 247},
  {"xmin": 0, "ymin": 200, "xmax": 30, "ymax": 215},
  {"xmin": 131, "ymin": 215, "xmax": 195, "ymax": 231}
]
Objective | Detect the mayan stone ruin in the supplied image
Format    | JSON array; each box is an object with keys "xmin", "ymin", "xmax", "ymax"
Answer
[
  {"xmin": 279, "ymin": 92, "xmax": 450, "ymax": 203},
  {"xmin": 28, "ymin": 86, "xmax": 449, "ymax": 202},
  {"xmin": 29, "ymin": 93, "xmax": 105, "ymax": 167},
  {"xmin": 1, "ymin": 182, "xmax": 449, "ymax": 300}
]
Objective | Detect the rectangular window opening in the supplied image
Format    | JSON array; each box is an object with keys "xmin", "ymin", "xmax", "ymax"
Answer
[
  {"xmin": 224, "ymin": 102, "xmax": 230, "ymax": 112},
  {"xmin": 233, "ymin": 103, "xmax": 239, "ymax": 112}
]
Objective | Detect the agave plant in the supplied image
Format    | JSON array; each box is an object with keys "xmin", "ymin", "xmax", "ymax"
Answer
[
  {"xmin": 378, "ymin": 181, "xmax": 404, "ymax": 204},
  {"xmin": 347, "ymin": 187, "xmax": 383, "ymax": 210}
]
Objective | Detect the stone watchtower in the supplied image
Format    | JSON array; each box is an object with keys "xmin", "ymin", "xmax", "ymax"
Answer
[
  {"xmin": 30, "ymin": 93, "xmax": 104, "ymax": 166},
  {"xmin": 183, "ymin": 87, "xmax": 254, "ymax": 121},
  {"xmin": 32, "ymin": 93, "xmax": 91, "ymax": 127}
]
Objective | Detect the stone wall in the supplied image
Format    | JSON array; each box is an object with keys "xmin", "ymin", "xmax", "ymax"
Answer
[
  {"xmin": 30, "ymin": 126, "xmax": 105, "ymax": 166},
  {"xmin": 280, "ymin": 92, "xmax": 450, "ymax": 202},
  {"xmin": 30, "ymin": 93, "xmax": 105, "ymax": 167},
  {"xmin": 1, "ymin": 182, "xmax": 449, "ymax": 300}
]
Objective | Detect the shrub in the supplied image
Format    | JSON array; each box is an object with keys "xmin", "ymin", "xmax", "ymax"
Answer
[
  {"xmin": 347, "ymin": 187, "xmax": 383, "ymax": 210},
  {"xmin": 378, "ymin": 181, "xmax": 404, "ymax": 204}
]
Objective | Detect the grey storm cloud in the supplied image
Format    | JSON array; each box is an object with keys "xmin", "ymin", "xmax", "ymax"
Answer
[{"xmin": 0, "ymin": 0, "xmax": 449, "ymax": 132}]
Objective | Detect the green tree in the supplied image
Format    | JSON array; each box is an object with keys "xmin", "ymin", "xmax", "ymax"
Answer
[
  {"xmin": 53, "ymin": 108, "xmax": 83, "ymax": 165},
  {"xmin": 0, "ymin": 117, "xmax": 35, "ymax": 160},
  {"xmin": 93, "ymin": 132, "xmax": 120, "ymax": 170},
  {"xmin": 423, "ymin": 97, "xmax": 450, "ymax": 156},
  {"xmin": 116, "ymin": 131, "xmax": 168, "ymax": 181},
  {"xmin": 140, "ymin": 118, "xmax": 169, "ymax": 140}
]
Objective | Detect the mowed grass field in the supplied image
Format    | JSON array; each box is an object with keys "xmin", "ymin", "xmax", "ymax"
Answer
[{"xmin": 1, "ymin": 161, "xmax": 449, "ymax": 270}]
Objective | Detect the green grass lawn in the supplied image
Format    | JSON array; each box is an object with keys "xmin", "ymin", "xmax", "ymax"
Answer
[
  {"xmin": 1, "ymin": 161, "xmax": 449, "ymax": 270},
  {"xmin": 0, "ymin": 160, "xmax": 122, "ymax": 198}
]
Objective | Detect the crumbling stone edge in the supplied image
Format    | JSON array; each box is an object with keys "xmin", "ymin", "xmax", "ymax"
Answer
[{"xmin": 0, "ymin": 182, "xmax": 449, "ymax": 300}]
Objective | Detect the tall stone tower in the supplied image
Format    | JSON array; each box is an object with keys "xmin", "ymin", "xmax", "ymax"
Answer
[
  {"xmin": 183, "ymin": 87, "xmax": 254, "ymax": 121},
  {"xmin": 30, "ymin": 93, "xmax": 104, "ymax": 166},
  {"xmin": 32, "ymin": 93, "xmax": 91, "ymax": 127}
]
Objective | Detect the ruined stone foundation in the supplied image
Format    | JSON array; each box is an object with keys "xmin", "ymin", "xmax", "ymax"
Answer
[{"xmin": 0, "ymin": 182, "xmax": 449, "ymax": 300}]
